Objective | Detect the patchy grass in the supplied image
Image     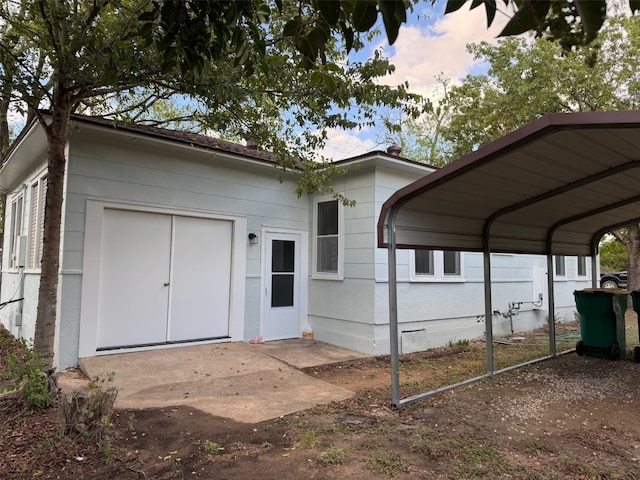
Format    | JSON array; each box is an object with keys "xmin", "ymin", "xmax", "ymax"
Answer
[
  {"xmin": 298, "ymin": 431, "xmax": 321, "ymax": 448},
  {"xmin": 200, "ymin": 440, "xmax": 223, "ymax": 454},
  {"xmin": 316, "ymin": 447, "xmax": 347, "ymax": 465},
  {"xmin": 364, "ymin": 450, "xmax": 410, "ymax": 476},
  {"xmin": 398, "ymin": 323, "xmax": 582, "ymax": 398}
]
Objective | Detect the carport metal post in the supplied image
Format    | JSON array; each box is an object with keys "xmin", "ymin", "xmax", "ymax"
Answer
[
  {"xmin": 387, "ymin": 206, "xmax": 401, "ymax": 407},
  {"xmin": 546, "ymin": 248, "xmax": 557, "ymax": 356},
  {"xmin": 591, "ymin": 255, "xmax": 599, "ymax": 288},
  {"xmin": 483, "ymin": 236, "xmax": 494, "ymax": 374}
]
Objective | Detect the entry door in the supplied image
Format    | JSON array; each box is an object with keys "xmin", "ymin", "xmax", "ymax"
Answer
[
  {"xmin": 263, "ymin": 232, "xmax": 301, "ymax": 340},
  {"xmin": 96, "ymin": 209, "xmax": 232, "ymax": 349}
]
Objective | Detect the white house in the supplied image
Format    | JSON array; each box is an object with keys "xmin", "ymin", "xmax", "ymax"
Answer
[{"xmin": 0, "ymin": 116, "xmax": 591, "ymax": 370}]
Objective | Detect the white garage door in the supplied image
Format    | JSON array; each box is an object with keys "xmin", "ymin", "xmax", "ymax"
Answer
[{"xmin": 96, "ymin": 209, "xmax": 232, "ymax": 350}]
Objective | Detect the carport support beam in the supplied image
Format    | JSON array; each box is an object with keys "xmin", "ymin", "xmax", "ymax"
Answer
[
  {"xmin": 546, "ymin": 253, "xmax": 557, "ymax": 356},
  {"xmin": 483, "ymin": 239, "xmax": 494, "ymax": 374},
  {"xmin": 591, "ymin": 255, "xmax": 598, "ymax": 288},
  {"xmin": 387, "ymin": 208, "xmax": 401, "ymax": 408}
]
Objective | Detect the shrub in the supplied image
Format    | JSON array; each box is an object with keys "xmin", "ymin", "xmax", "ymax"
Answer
[
  {"xmin": 59, "ymin": 373, "xmax": 118, "ymax": 443},
  {"xmin": 1, "ymin": 337, "xmax": 54, "ymax": 410}
]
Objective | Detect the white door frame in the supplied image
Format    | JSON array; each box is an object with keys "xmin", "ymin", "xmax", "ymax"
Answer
[{"xmin": 260, "ymin": 227, "xmax": 308, "ymax": 340}]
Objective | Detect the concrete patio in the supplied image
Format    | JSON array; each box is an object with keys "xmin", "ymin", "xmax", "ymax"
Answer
[{"xmin": 59, "ymin": 339, "xmax": 370, "ymax": 424}]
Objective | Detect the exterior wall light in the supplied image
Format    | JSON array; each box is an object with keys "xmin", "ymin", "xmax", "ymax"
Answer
[{"xmin": 248, "ymin": 232, "xmax": 258, "ymax": 245}]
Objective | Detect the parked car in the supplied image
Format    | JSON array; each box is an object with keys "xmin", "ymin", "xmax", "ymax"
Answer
[{"xmin": 600, "ymin": 271, "xmax": 627, "ymax": 289}]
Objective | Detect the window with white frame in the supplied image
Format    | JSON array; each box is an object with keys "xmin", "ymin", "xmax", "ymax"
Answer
[
  {"xmin": 28, "ymin": 175, "xmax": 47, "ymax": 269},
  {"xmin": 8, "ymin": 194, "xmax": 24, "ymax": 269},
  {"xmin": 313, "ymin": 198, "xmax": 343, "ymax": 279},
  {"xmin": 411, "ymin": 250, "xmax": 463, "ymax": 281},
  {"xmin": 577, "ymin": 256, "xmax": 587, "ymax": 277},
  {"xmin": 554, "ymin": 255, "xmax": 566, "ymax": 277}
]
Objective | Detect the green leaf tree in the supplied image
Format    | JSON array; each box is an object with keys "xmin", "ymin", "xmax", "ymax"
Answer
[
  {"xmin": 445, "ymin": 0, "xmax": 640, "ymax": 50},
  {"xmin": 0, "ymin": 0, "xmax": 421, "ymax": 370},
  {"xmin": 440, "ymin": 16, "xmax": 640, "ymax": 290},
  {"xmin": 599, "ymin": 237, "xmax": 628, "ymax": 273},
  {"xmin": 443, "ymin": 17, "xmax": 640, "ymax": 159}
]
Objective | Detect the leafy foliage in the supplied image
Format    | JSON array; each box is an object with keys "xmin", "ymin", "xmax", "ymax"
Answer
[
  {"xmin": 139, "ymin": 0, "xmax": 409, "ymax": 71},
  {"xmin": 446, "ymin": 0, "xmax": 640, "ymax": 50},
  {"xmin": 599, "ymin": 238, "xmax": 628, "ymax": 272},
  {"xmin": 0, "ymin": 0, "xmax": 424, "ymax": 366},
  {"xmin": 442, "ymin": 16, "xmax": 640, "ymax": 159},
  {"xmin": 1, "ymin": 337, "xmax": 54, "ymax": 410}
]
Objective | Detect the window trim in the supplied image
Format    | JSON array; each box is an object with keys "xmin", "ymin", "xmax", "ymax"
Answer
[
  {"xmin": 7, "ymin": 192, "xmax": 25, "ymax": 271},
  {"xmin": 410, "ymin": 250, "xmax": 465, "ymax": 282},
  {"xmin": 312, "ymin": 196, "xmax": 344, "ymax": 280},
  {"xmin": 28, "ymin": 174, "xmax": 47, "ymax": 271}
]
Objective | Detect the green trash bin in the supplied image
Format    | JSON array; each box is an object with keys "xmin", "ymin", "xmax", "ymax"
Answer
[
  {"xmin": 628, "ymin": 291, "xmax": 640, "ymax": 362},
  {"xmin": 574, "ymin": 289, "xmax": 627, "ymax": 360}
]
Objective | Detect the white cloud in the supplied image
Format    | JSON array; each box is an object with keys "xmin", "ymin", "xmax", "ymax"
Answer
[
  {"xmin": 378, "ymin": 6, "xmax": 511, "ymax": 98},
  {"xmin": 317, "ymin": 128, "xmax": 378, "ymax": 161},
  {"xmin": 324, "ymin": 6, "xmax": 513, "ymax": 160}
]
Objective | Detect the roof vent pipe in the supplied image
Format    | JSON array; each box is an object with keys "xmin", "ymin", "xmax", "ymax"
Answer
[{"xmin": 387, "ymin": 145, "xmax": 402, "ymax": 156}]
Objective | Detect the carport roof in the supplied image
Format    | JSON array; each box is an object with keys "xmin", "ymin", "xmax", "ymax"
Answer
[{"xmin": 378, "ymin": 110, "xmax": 640, "ymax": 257}]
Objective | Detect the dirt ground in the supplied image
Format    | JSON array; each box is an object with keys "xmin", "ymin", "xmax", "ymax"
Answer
[{"xmin": 2, "ymin": 318, "xmax": 640, "ymax": 480}]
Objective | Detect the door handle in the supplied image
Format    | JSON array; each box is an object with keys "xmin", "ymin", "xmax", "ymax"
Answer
[{"xmin": 164, "ymin": 282, "xmax": 170, "ymax": 287}]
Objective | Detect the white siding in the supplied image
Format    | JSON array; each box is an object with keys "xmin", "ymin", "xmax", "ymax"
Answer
[
  {"xmin": 60, "ymin": 130, "xmax": 306, "ymax": 368},
  {"xmin": 310, "ymin": 162, "xmax": 592, "ymax": 355},
  {"xmin": 1, "ymin": 126, "xmax": 595, "ymax": 365},
  {"xmin": 307, "ymin": 167, "xmax": 379, "ymax": 350}
]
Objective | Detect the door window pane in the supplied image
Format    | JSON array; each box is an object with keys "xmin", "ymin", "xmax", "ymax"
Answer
[
  {"xmin": 272, "ymin": 240, "xmax": 295, "ymax": 273},
  {"xmin": 272, "ymin": 275, "xmax": 294, "ymax": 307},
  {"xmin": 271, "ymin": 239, "xmax": 295, "ymax": 308}
]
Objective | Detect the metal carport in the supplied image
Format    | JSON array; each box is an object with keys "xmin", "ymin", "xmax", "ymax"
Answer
[{"xmin": 378, "ymin": 110, "xmax": 640, "ymax": 408}]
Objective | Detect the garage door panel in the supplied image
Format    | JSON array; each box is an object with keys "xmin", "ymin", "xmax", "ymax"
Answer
[
  {"xmin": 168, "ymin": 216, "xmax": 232, "ymax": 342},
  {"xmin": 97, "ymin": 209, "xmax": 171, "ymax": 349},
  {"xmin": 96, "ymin": 209, "xmax": 234, "ymax": 349}
]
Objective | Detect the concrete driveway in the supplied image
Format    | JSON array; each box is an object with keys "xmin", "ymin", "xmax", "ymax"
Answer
[{"xmin": 65, "ymin": 340, "xmax": 370, "ymax": 424}]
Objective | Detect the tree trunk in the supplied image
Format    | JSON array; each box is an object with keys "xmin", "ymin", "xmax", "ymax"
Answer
[
  {"xmin": 0, "ymin": 97, "xmax": 10, "ymax": 158},
  {"xmin": 33, "ymin": 103, "xmax": 71, "ymax": 370},
  {"xmin": 0, "ymin": 95, "xmax": 10, "ymax": 257},
  {"xmin": 626, "ymin": 224, "xmax": 640, "ymax": 294}
]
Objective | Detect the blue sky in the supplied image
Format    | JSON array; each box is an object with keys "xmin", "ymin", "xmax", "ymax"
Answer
[{"xmin": 317, "ymin": 1, "xmax": 512, "ymax": 160}]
